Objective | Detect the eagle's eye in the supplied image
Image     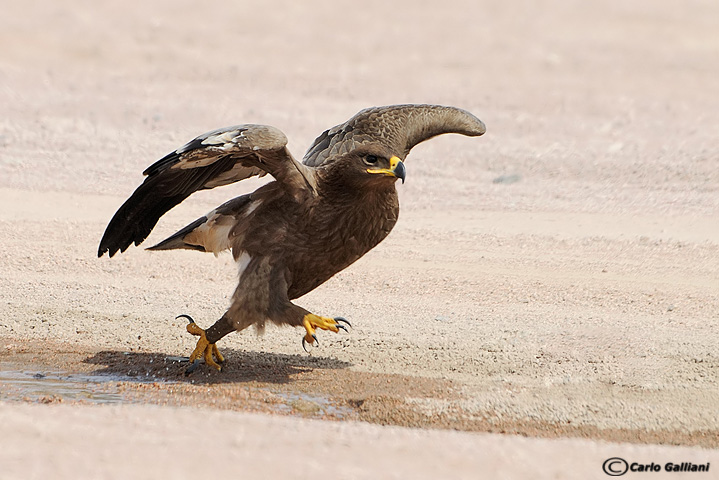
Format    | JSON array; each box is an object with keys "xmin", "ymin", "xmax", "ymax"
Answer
[{"xmin": 363, "ymin": 155, "xmax": 380, "ymax": 166}]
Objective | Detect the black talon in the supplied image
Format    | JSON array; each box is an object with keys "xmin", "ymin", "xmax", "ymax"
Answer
[
  {"xmin": 176, "ymin": 314, "xmax": 195, "ymax": 324},
  {"xmin": 184, "ymin": 359, "xmax": 201, "ymax": 376},
  {"xmin": 302, "ymin": 334, "xmax": 319, "ymax": 353},
  {"xmin": 335, "ymin": 317, "xmax": 351, "ymax": 328},
  {"xmin": 336, "ymin": 323, "xmax": 348, "ymax": 332}
]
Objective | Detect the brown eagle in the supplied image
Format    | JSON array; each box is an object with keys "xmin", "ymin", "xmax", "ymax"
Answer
[{"xmin": 98, "ymin": 104, "xmax": 485, "ymax": 373}]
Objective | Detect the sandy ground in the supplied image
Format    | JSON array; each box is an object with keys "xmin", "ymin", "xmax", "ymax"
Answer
[{"xmin": 1, "ymin": 0, "xmax": 718, "ymax": 478}]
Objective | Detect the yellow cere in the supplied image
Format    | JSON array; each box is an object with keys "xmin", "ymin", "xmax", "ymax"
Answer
[{"xmin": 367, "ymin": 155, "xmax": 403, "ymax": 176}]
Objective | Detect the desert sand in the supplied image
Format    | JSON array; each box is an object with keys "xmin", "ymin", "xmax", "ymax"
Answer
[{"xmin": 1, "ymin": 0, "xmax": 718, "ymax": 478}]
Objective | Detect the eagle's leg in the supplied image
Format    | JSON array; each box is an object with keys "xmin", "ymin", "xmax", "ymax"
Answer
[
  {"xmin": 267, "ymin": 268, "xmax": 350, "ymax": 352},
  {"xmin": 178, "ymin": 314, "xmax": 234, "ymax": 374},
  {"xmin": 302, "ymin": 314, "xmax": 351, "ymax": 352}
]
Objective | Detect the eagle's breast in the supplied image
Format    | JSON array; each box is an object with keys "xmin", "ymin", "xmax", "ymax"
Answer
[{"xmin": 284, "ymin": 187, "xmax": 399, "ymax": 299}]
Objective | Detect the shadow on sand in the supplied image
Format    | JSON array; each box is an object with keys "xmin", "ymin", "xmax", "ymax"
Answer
[{"xmin": 82, "ymin": 348, "xmax": 353, "ymax": 385}]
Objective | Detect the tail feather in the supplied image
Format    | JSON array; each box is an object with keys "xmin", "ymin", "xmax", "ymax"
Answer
[
  {"xmin": 146, "ymin": 216, "xmax": 209, "ymax": 252},
  {"xmin": 146, "ymin": 194, "xmax": 252, "ymax": 255}
]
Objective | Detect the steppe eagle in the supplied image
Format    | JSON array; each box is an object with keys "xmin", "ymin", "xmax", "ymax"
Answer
[{"xmin": 98, "ymin": 104, "xmax": 485, "ymax": 373}]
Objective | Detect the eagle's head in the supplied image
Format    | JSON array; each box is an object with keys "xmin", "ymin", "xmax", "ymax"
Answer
[{"xmin": 319, "ymin": 145, "xmax": 406, "ymax": 194}]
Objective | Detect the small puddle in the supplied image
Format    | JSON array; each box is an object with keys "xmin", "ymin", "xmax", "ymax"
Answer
[
  {"xmin": 0, "ymin": 361, "xmax": 353, "ymax": 420},
  {"xmin": 274, "ymin": 391, "xmax": 354, "ymax": 418},
  {"xmin": 0, "ymin": 366, "xmax": 162, "ymax": 404}
]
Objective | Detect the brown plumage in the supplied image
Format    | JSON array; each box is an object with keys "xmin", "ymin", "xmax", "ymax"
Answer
[{"xmin": 98, "ymin": 104, "xmax": 486, "ymax": 373}]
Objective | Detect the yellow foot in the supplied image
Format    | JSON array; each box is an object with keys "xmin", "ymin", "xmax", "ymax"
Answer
[
  {"xmin": 302, "ymin": 314, "xmax": 351, "ymax": 352},
  {"xmin": 177, "ymin": 315, "xmax": 224, "ymax": 374}
]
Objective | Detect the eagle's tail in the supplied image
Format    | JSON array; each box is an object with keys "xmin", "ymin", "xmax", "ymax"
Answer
[
  {"xmin": 146, "ymin": 216, "xmax": 209, "ymax": 252},
  {"xmin": 147, "ymin": 194, "xmax": 253, "ymax": 255}
]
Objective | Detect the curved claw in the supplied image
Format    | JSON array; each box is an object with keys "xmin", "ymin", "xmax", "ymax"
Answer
[
  {"xmin": 335, "ymin": 317, "xmax": 351, "ymax": 328},
  {"xmin": 302, "ymin": 334, "xmax": 319, "ymax": 353},
  {"xmin": 185, "ymin": 359, "xmax": 201, "ymax": 376},
  {"xmin": 301, "ymin": 314, "xmax": 349, "ymax": 353},
  {"xmin": 176, "ymin": 314, "xmax": 195, "ymax": 324}
]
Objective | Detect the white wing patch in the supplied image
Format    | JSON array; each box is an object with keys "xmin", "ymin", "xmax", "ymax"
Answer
[
  {"xmin": 171, "ymin": 129, "xmax": 247, "ymax": 170},
  {"xmin": 200, "ymin": 129, "xmax": 244, "ymax": 147},
  {"xmin": 169, "ymin": 124, "xmax": 288, "ymax": 171},
  {"xmin": 236, "ymin": 251, "xmax": 252, "ymax": 281}
]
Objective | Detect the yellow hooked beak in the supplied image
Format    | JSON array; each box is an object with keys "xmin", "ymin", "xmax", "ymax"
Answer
[{"xmin": 366, "ymin": 156, "xmax": 406, "ymax": 183}]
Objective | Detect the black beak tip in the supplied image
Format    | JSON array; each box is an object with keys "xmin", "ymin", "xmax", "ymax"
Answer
[{"xmin": 395, "ymin": 161, "xmax": 407, "ymax": 184}]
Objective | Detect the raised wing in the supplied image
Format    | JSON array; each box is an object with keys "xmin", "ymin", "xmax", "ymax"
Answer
[
  {"xmin": 303, "ymin": 104, "xmax": 485, "ymax": 167},
  {"xmin": 98, "ymin": 124, "xmax": 315, "ymax": 257}
]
